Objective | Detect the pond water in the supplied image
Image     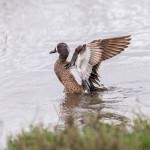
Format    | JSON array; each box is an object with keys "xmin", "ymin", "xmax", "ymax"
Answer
[{"xmin": 0, "ymin": 0, "xmax": 150, "ymax": 147}]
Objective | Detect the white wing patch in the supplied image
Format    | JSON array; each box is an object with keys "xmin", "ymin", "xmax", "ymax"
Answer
[
  {"xmin": 70, "ymin": 66, "xmax": 82, "ymax": 85},
  {"xmin": 75, "ymin": 45, "xmax": 92, "ymax": 81}
]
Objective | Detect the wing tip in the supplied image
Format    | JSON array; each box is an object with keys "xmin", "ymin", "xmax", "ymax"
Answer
[
  {"xmin": 105, "ymin": 35, "xmax": 132, "ymax": 41},
  {"xmin": 125, "ymin": 35, "xmax": 131, "ymax": 40}
]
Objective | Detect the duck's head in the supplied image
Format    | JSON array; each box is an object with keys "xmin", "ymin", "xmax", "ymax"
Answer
[{"xmin": 50, "ymin": 43, "xmax": 70, "ymax": 60}]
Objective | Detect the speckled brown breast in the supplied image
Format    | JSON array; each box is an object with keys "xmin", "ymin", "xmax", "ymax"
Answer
[{"xmin": 54, "ymin": 59, "xmax": 84, "ymax": 93}]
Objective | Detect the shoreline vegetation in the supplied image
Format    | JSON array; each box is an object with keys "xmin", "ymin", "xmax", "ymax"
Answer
[{"xmin": 5, "ymin": 114, "xmax": 150, "ymax": 150}]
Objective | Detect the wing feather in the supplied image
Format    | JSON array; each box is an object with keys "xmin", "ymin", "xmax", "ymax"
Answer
[
  {"xmin": 70, "ymin": 67, "xmax": 82, "ymax": 85},
  {"xmin": 101, "ymin": 35, "xmax": 131, "ymax": 61},
  {"xmin": 71, "ymin": 35, "xmax": 131, "ymax": 90}
]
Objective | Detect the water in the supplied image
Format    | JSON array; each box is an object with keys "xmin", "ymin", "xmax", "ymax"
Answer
[{"xmin": 0, "ymin": 0, "xmax": 150, "ymax": 146}]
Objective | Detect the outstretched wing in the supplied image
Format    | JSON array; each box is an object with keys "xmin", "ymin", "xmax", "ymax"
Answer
[{"xmin": 70, "ymin": 35, "xmax": 131, "ymax": 90}]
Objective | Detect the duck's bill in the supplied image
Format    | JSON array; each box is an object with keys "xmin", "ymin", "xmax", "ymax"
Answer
[{"xmin": 49, "ymin": 49, "xmax": 57, "ymax": 54}]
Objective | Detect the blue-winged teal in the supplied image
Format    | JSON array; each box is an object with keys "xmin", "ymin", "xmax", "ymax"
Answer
[{"xmin": 50, "ymin": 35, "xmax": 131, "ymax": 93}]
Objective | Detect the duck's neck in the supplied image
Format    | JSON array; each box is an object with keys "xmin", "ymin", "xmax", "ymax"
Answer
[
  {"xmin": 57, "ymin": 57, "xmax": 67, "ymax": 63},
  {"xmin": 59, "ymin": 51, "xmax": 69, "ymax": 61}
]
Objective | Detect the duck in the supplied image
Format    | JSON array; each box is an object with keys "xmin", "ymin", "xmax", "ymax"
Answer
[{"xmin": 49, "ymin": 35, "xmax": 131, "ymax": 93}]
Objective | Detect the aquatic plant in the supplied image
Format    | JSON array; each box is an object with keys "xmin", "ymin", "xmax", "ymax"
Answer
[{"xmin": 5, "ymin": 115, "xmax": 150, "ymax": 150}]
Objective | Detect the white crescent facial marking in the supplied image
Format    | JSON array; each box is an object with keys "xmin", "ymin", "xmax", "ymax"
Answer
[
  {"xmin": 56, "ymin": 45, "xmax": 58, "ymax": 52},
  {"xmin": 67, "ymin": 47, "xmax": 70, "ymax": 52}
]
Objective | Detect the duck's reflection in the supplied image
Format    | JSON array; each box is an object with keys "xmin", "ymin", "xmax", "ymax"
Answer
[
  {"xmin": 59, "ymin": 92, "xmax": 129, "ymax": 126},
  {"xmin": 62, "ymin": 93, "xmax": 103, "ymax": 108}
]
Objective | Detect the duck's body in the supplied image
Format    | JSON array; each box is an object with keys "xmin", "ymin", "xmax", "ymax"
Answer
[
  {"xmin": 50, "ymin": 35, "xmax": 131, "ymax": 93},
  {"xmin": 54, "ymin": 58, "xmax": 84, "ymax": 93}
]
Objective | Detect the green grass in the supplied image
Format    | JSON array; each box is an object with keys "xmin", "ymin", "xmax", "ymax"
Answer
[{"xmin": 5, "ymin": 115, "xmax": 150, "ymax": 150}]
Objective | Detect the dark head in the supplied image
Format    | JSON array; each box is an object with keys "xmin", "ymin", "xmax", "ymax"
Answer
[{"xmin": 49, "ymin": 43, "xmax": 70, "ymax": 60}]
